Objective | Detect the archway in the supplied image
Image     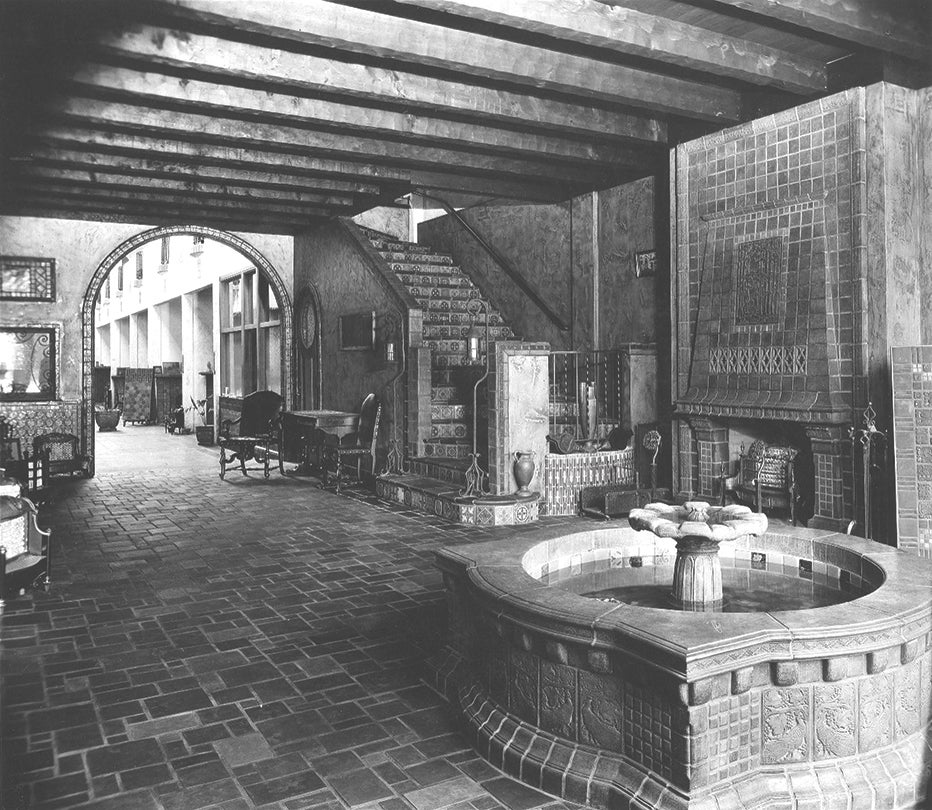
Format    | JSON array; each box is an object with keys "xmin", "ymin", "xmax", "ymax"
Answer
[{"xmin": 82, "ymin": 225, "xmax": 293, "ymax": 475}]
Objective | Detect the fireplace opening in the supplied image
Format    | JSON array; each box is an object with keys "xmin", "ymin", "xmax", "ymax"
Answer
[{"xmin": 721, "ymin": 419, "xmax": 814, "ymax": 526}]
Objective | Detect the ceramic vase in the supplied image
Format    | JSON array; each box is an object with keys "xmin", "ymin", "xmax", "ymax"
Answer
[{"xmin": 513, "ymin": 451, "xmax": 535, "ymax": 497}]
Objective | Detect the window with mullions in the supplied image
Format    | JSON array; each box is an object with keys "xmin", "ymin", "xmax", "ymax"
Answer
[{"xmin": 219, "ymin": 269, "xmax": 281, "ymax": 397}]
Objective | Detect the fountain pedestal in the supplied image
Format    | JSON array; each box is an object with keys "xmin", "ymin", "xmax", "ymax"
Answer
[
  {"xmin": 672, "ymin": 536, "xmax": 724, "ymax": 610},
  {"xmin": 630, "ymin": 501, "xmax": 768, "ymax": 611}
]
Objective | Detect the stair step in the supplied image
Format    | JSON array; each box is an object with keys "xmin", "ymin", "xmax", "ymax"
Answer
[
  {"xmin": 396, "ymin": 273, "xmax": 473, "ymax": 289},
  {"xmin": 379, "ymin": 251, "xmax": 453, "ymax": 265},
  {"xmin": 423, "ymin": 324, "xmax": 513, "ymax": 341},
  {"xmin": 430, "ymin": 422, "xmax": 470, "ymax": 440},
  {"xmin": 389, "ymin": 261, "xmax": 462, "ymax": 275},
  {"xmin": 421, "ymin": 441, "xmax": 473, "ymax": 459},
  {"xmin": 431, "ymin": 403, "xmax": 467, "ymax": 420},
  {"xmin": 424, "ymin": 310, "xmax": 507, "ymax": 326},
  {"xmin": 415, "ymin": 298, "xmax": 488, "ymax": 314},
  {"xmin": 413, "ymin": 287, "xmax": 482, "ymax": 303}
]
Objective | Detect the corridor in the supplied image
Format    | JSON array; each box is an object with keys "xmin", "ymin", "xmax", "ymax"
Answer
[{"xmin": 1, "ymin": 427, "xmax": 579, "ymax": 810}]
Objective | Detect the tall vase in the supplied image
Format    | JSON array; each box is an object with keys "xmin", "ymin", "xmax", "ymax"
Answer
[{"xmin": 513, "ymin": 451, "xmax": 536, "ymax": 498}]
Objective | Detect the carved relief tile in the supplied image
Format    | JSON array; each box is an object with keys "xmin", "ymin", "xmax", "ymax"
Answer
[
  {"xmin": 813, "ymin": 682, "xmax": 856, "ymax": 760},
  {"xmin": 894, "ymin": 663, "xmax": 921, "ymax": 739},
  {"xmin": 761, "ymin": 687, "xmax": 810, "ymax": 764},
  {"xmin": 578, "ymin": 670, "xmax": 623, "ymax": 753},
  {"xmin": 539, "ymin": 661, "xmax": 576, "ymax": 740},
  {"xmin": 858, "ymin": 673, "xmax": 893, "ymax": 752},
  {"xmin": 509, "ymin": 648, "xmax": 538, "ymax": 725}
]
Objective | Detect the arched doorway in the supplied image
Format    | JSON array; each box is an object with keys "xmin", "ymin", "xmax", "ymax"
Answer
[{"xmin": 82, "ymin": 225, "xmax": 293, "ymax": 475}]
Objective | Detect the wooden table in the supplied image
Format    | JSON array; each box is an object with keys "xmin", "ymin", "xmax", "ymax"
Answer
[{"xmin": 280, "ymin": 409, "xmax": 358, "ymax": 475}]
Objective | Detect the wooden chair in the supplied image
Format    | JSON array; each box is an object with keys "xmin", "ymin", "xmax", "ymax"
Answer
[
  {"xmin": 322, "ymin": 393, "xmax": 381, "ymax": 493},
  {"xmin": 32, "ymin": 433, "xmax": 89, "ymax": 478},
  {"xmin": 218, "ymin": 390, "xmax": 284, "ymax": 479}
]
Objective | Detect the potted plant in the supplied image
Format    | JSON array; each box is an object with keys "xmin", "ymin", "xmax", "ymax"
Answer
[
  {"xmin": 94, "ymin": 401, "xmax": 122, "ymax": 432},
  {"xmin": 190, "ymin": 398, "xmax": 214, "ymax": 445}
]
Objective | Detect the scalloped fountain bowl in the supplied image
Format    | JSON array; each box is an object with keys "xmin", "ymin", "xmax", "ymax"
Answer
[
  {"xmin": 433, "ymin": 521, "xmax": 932, "ymax": 809},
  {"xmin": 628, "ymin": 501, "xmax": 768, "ymax": 611}
]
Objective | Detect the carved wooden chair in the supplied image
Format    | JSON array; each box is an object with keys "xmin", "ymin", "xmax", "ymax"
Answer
[
  {"xmin": 0, "ymin": 494, "xmax": 51, "ymax": 613},
  {"xmin": 32, "ymin": 432, "xmax": 89, "ymax": 478},
  {"xmin": 322, "ymin": 393, "xmax": 381, "ymax": 493},
  {"xmin": 218, "ymin": 390, "xmax": 284, "ymax": 480}
]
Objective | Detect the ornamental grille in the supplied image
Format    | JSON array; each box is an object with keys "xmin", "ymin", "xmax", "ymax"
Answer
[{"xmin": 709, "ymin": 346, "xmax": 807, "ymax": 376}]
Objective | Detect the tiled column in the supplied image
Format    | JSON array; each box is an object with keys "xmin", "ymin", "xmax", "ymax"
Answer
[
  {"xmin": 406, "ymin": 346, "xmax": 432, "ymax": 458},
  {"xmin": 688, "ymin": 418, "xmax": 729, "ymax": 501},
  {"xmin": 806, "ymin": 424, "xmax": 851, "ymax": 532}
]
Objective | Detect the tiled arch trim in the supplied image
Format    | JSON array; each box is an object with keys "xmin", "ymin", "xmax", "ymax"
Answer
[
  {"xmin": 433, "ymin": 524, "xmax": 932, "ymax": 809},
  {"xmin": 81, "ymin": 226, "xmax": 294, "ymax": 474}
]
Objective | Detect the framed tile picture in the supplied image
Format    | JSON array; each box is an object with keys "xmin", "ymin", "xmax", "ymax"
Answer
[
  {"xmin": 635, "ymin": 250, "xmax": 656, "ymax": 278},
  {"xmin": 0, "ymin": 257, "xmax": 56, "ymax": 301}
]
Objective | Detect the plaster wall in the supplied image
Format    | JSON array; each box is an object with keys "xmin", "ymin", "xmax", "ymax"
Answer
[
  {"xmin": 416, "ymin": 178, "xmax": 661, "ymax": 354},
  {"xmin": 294, "ymin": 223, "xmax": 406, "ymax": 466}
]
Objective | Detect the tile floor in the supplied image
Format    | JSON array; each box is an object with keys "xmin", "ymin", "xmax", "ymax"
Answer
[{"xmin": 1, "ymin": 426, "xmax": 583, "ymax": 810}]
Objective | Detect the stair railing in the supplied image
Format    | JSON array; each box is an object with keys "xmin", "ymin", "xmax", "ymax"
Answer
[{"xmin": 412, "ymin": 189, "xmax": 569, "ymax": 333}]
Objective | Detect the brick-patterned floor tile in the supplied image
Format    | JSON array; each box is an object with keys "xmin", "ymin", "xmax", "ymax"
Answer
[{"xmin": 1, "ymin": 428, "xmax": 583, "ymax": 810}]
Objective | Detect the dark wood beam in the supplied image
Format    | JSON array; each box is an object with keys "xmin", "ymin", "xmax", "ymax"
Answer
[
  {"xmin": 140, "ymin": 4, "xmax": 740, "ymax": 121},
  {"xmin": 23, "ymin": 147, "xmax": 387, "ymax": 196},
  {"xmin": 93, "ymin": 22, "xmax": 666, "ymax": 143},
  {"xmin": 2, "ymin": 200, "xmax": 315, "ymax": 235},
  {"xmin": 29, "ymin": 130, "xmax": 585, "ymax": 203},
  {"xmin": 703, "ymin": 0, "xmax": 929, "ymax": 62},
  {"xmin": 67, "ymin": 64, "xmax": 651, "ymax": 165},
  {"xmin": 12, "ymin": 166, "xmax": 358, "ymax": 207},
  {"xmin": 397, "ymin": 0, "xmax": 827, "ymax": 93},
  {"xmin": 5, "ymin": 182, "xmax": 346, "ymax": 218},
  {"xmin": 42, "ymin": 97, "xmax": 621, "ymax": 186}
]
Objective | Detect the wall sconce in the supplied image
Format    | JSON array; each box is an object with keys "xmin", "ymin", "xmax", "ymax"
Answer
[
  {"xmin": 381, "ymin": 313, "xmax": 399, "ymax": 365},
  {"xmin": 379, "ymin": 312, "xmax": 408, "ymax": 476},
  {"xmin": 466, "ymin": 323, "xmax": 483, "ymax": 364}
]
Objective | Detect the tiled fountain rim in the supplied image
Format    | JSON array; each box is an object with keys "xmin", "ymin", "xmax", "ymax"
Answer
[{"xmin": 437, "ymin": 523, "xmax": 932, "ymax": 679}]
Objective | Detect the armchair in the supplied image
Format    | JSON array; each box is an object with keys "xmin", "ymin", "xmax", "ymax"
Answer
[
  {"xmin": 32, "ymin": 432, "xmax": 89, "ymax": 478},
  {"xmin": 218, "ymin": 390, "xmax": 284, "ymax": 480},
  {"xmin": 322, "ymin": 393, "xmax": 381, "ymax": 493},
  {"xmin": 728, "ymin": 440, "xmax": 798, "ymax": 524}
]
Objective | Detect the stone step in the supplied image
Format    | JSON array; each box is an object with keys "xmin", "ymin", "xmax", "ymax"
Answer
[{"xmin": 378, "ymin": 251, "xmax": 453, "ymax": 265}]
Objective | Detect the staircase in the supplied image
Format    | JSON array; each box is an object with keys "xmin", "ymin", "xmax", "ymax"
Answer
[{"xmin": 360, "ymin": 227, "xmax": 538, "ymax": 525}]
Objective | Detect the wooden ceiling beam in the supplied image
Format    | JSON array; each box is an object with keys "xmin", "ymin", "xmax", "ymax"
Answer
[
  {"xmin": 1, "ymin": 202, "xmax": 312, "ymax": 235},
  {"xmin": 92, "ymin": 23, "xmax": 666, "ymax": 143},
  {"xmin": 703, "ymin": 0, "xmax": 928, "ymax": 62},
  {"xmin": 23, "ymin": 147, "xmax": 388, "ymax": 196},
  {"xmin": 12, "ymin": 166, "xmax": 359, "ymax": 207},
  {"xmin": 130, "ymin": 5, "xmax": 739, "ymax": 121},
  {"xmin": 4, "ymin": 181, "xmax": 348, "ymax": 218},
  {"xmin": 42, "ymin": 97, "xmax": 620, "ymax": 186},
  {"xmin": 30, "ymin": 130, "xmax": 573, "ymax": 203},
  {"xmin": 397, "ymin": 0, "xmax": 827, "ymax": 93},
  {"xmin": 67, "ymin": 64, "xmax": 652, "ymax": 166}
]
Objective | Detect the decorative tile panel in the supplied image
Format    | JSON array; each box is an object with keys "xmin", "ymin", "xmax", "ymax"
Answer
[
  {"xmin": 733, "ymin": 235, "xmax": 785, "ymax": 326},
  {"xmin": 542, "ymin": 448, "xmax": 634, "ymax": 516},
  {"xmin": 761, "ymin": 687, "xmax": 810, "ymax": 764},
  {"xmin": 708, "ymin": 346, "xmax": 807, "ymax": 376},
  {"xmin": 578, "ymin": 670, "xmax": 623, "ymax": 753},
  {"xmin": 813, "ymin": 682, "xmax": 856, "ymax": 760}
]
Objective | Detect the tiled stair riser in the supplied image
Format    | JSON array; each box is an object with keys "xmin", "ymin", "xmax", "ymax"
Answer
[
  {"xmin": 423, "ymin": 325, "xmax": 513, "ymax": 341},
  {"xmin": 380, "ymin": 252, "xmax": 453, "ymax": 264},
  {"xmin": 431, "ymin": 404, "xmax": 467, "ymax": 421},
  {"xmin": 422, "ymin": 442, "xmax": 472, "ymax": 459},
  {"xmin": 430, "ymin": 423, "xmax": 469, "ymax": 440},
  {"xmin": 542, "ymin": 449, "xmax": 636, "ymax": 516},
  {"xmin": 425, "ymin": 311, "xmax": 506, "ymax": 326}
]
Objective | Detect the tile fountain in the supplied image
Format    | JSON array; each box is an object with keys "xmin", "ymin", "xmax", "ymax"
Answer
[{"xmin": 431, "ymin": 512, "xmax": 932, "ymax": 808}]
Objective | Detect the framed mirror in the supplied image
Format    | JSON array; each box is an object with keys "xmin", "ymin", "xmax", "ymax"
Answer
[{"xmin": 0, "ymin": 326, "xmax": 57, "ymax": 400}]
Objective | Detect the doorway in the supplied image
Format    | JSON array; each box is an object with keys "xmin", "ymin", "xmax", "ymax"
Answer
[{"xmin": 84, "ymin": 226, "xmax": 292, "ymax": 475}]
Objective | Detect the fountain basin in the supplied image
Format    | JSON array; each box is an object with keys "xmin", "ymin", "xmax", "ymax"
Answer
[{"xmin": 432, "ymin": 523, "xmax": 932, "ymax": 809}]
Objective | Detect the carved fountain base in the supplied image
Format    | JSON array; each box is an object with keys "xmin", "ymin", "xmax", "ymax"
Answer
[{"xmin": 671, "ymin": 536, "xmax": 724, "ymax": 610}]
